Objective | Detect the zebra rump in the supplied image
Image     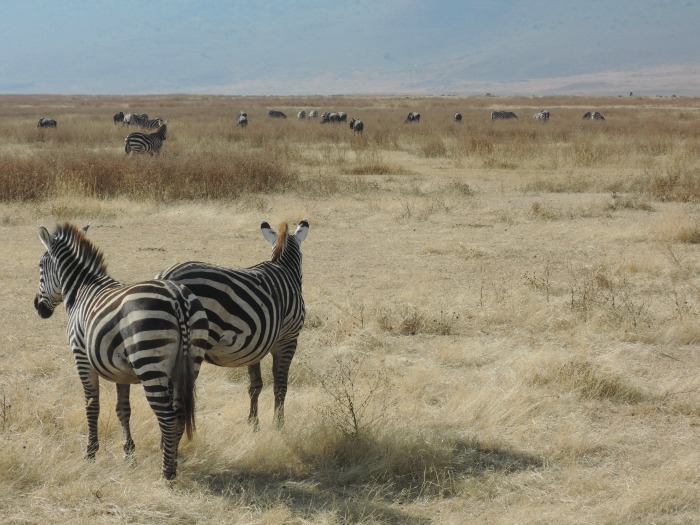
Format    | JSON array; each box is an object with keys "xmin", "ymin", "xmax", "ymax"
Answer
[
  {"xmin": 350, "ymin": 118, "xmax": 364, "ymax": 134},
  {"xmin": 124, "ymin": 122, "xmax": 168, "ymax": 155},
  {"xmin": 267, "ymin": 110, "xmax": 287, "ymax": 119},
  {"xmin": 454, "ymin": 112, "xmax": 463, "ymax": 122},
  {"xmin": 405, "ymin": 111, "xmax": 421, "ymax": 122},
  {"xmin": 113, "ymin": 111, "xmax": 124, "ymax": 125},
  {"xmin": 491, "ymin": 111, "xmax": 518, "ymax": 120}
]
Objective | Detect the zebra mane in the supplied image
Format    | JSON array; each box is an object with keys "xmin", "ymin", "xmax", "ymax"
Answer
[
  {"xmin": 271, "ymin": 223, "xmax": 288, "ymax": 262},
  {"xmin": 54, "ymin": 222, "xmax": 108, "ymax": 275}
]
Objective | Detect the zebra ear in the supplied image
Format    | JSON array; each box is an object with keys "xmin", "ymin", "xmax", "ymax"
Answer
[
  {"xmin": 39, "ymin": 226, "xmax": 53, "ymax": 251},
  {"xmin": 294, "ymin": 219, "xmax": 309, "ymax": 243},
  {"xmin": 260, "ymin": 221, "xmax": 278, "ymax": 246}
]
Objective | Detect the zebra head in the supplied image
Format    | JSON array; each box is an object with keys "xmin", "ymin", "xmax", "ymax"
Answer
[
  {"xmin": 261, "ymin": 219, "xmax": 309, "ymax": 280},
  {"xmin": 34, "ymin": 223, "xmax": 91, "ymax": 319}
]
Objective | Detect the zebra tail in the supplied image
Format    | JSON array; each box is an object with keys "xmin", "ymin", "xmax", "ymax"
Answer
[
  {"xmin": 124, "ymin": 138, "xmax": 131, "ymax": 155},
  {"xmin": 174, "ymin": 289, "xmax": 197, "ymax": 441}
]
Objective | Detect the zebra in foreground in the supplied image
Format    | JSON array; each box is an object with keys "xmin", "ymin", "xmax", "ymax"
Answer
[
  {"xmin": 124, "ymin": 122, "xmax": 168, "ymax": 155},
  {"xmin": 37, "ymin": 117, "xmax": 57, "ymax": 128},
  {"xmin": 237, "ymin": 112, "xmax": 248, "ymax": 128},
  {"xmin": 33, "ymin": 222, "xmax": 208, "ymax": 480},
  {"xmin": 156, "ymin": 219, "xmax": 309, "ymax": 430},
  {"xmin": 491, "ymin": 111, "xmax": 518, "ymax": 120},
  {"xmin": 454, "ymin": 112, "xmax": 463, "ymax": 122},
  {"xmin": 583, "ymin": 111, "xmax": 605, "ymax": 121},
  {"xmin": 405, "ymin": 111, "xmax": 420, "ymax": 122},
  {"xmin": 533, "ymin": 110, "xmax": 550, "ymax": 122}
]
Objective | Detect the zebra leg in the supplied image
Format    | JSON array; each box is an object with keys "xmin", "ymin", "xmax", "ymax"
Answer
[
  {"xmin": 247, "ymin": 362, "xmax": 263, "ymax": 430},
  {"xmin": 272, "ymin": 343, "xmax": 297, "ymax": 429},
  {"xmin": 142, "ymin": 377, "xmax": 185, "ymax": 480},
  {"xmin": 115, "ymin": 383, "xmax": 136, "ymax": 460},
  {"xmin": 79, "ymin": 368, "xmax": 101, "ymax": 459}
]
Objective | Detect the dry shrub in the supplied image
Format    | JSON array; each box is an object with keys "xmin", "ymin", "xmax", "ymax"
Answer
[{"xmin": 376, "ymin": 306, "xmax": 459, "ymax": 335}]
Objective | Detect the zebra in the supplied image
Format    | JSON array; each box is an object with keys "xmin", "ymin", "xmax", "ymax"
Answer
[
  {"xmin": 123, "ymin": 113, "xmax": 150, "ymax": 126},
  {"xmin": 491, "ymin": 111, "xmax": 518, "ymax": 120},
  {"xmin": 124, "ymin": 122, "xmax": 168, "ymax": 155},
  {"xmin": 237, "ymin": 112, "xmax": 248, "ymax": 128},
  {"xmin": 583, "ymin": 111, "xmax": 605, "ymax": 121},
  {"xmin": 156, "ymin": 219, "xmax": 309, "ymax": 430},
  {"xmin": 533, "ymin": 110, "xmax": 550, "ymax": 122},
  {"xmin": 297, "ymin": 110, "xmax": 306, "ymax": 120},
  {"xmin": 113, "ymin": 111, "xmax": 124, "ymax": 125},
  {"xmin": 454, "ymin": 112, "xmax": 463, "ymax": 123},
  {"xmin": 140, "ymin": 117, "xmax": 164, "ymax": 129},
  {"xmin": 33, "ymin": 222, "xmax": 208, "ymax": 480},
  {"xmin": 405, "ymin": 111, "xmax": 420, "ymax": 122},
  {"xmin": 308, "ymin": 110, "xmax": 318, "ymax": 119},
  {"xmin": 37, "ymin": 117, "xmax": 57, "ymax": 128},
  {"xmin": 350, "ymin": 117, "xmax": 364, "ymax": 134},
  {"xmin": 320, "ymin": 112, "xmax": 339, "ymax": 123},
  {"xmin": 267, "ymin": 110, "xmax": 287, "ymax": 119},
  {"xmin": 337, "ymin": 112, "xmax": 347, "ymax": 123}
]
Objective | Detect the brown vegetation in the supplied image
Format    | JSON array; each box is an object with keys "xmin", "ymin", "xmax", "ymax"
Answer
[{"xmin": 1, "ymin": 94, "xmax": 699, "ymax": 524}]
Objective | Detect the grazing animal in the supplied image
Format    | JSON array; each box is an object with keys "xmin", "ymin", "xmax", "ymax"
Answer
[
  {"xmin": 337, "ymin": 112, "xmax": 347, "ymax": 123},
  {"xmin": 124, "ymin": 122, "xmax": 168, "ymax": 155},
  {"xmin": 267, "ymin": 110, "xmax": 287, "ymax": 119},
  {"xmin": 33, "ymin": 222, "xmax": 208, "ymax": 480},
  {"xmin": 454, "ymin": 112, "xmax": 463, "ymax": 123},
  {"xmin": 491, "ymin": 111, "xmax": 518, "ymax": 120},
  {"xmin": 297, "ymin": 110, "xmax": 306, "ymax": 120},
  {"xmin": 237, "ymin": 112, "xmax": 248, "ymax": 128},
  {"xmin": 350, "ymin": 117, "xmax": 364, "ymax": 134},
  {"xmin": 37, "ymin": 118, "xmax": 57, "ymax": 128},
  {"xmin": 533, "ymin": 110, "xmax": 550, "ymax": 122},
  {"xmin": 308, "ymin": 110, "xmax": 318, "ymax": 119},
  {"xmin": 113, "ymin": 111, "xmax": 124, "ymax": 125},
  {"xmin": 583, "ymin": 111, "xmax": 605, "ymax": 121},
  {"xmin": 123, "ymin": 113, "xmax": 150, "ymax": 126},
  {"xmin": 320, "ymin": 112, "xmax": 339, "ymax": 123},
  {"xmin": 405, "ymin": 111, "xmax": 421, "ymax": 123},
  {"xmin": 156, "ymin": 220, "xmax": 309, "ymax": 430}
]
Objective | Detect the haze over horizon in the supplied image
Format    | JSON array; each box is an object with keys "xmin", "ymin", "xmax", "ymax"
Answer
[{"xmin": 2, "ymin": 1, "xmax": 699, "ymax": 97}]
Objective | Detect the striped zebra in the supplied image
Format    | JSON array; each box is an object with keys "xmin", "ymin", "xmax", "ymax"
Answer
[
  {"xmin": 33, "ymin": 222, "xmax": 208, "ymax": 480},
  {"xmin": 583, "ymin": 111, "xmax": 605, "ymax": 121},
  {"xmin": 139, "ymin": 117, "xmax": 164, "ymax": 129},
  {"xmin": 123, "ymin": 113, "xmax": 149, "ymax": 126},
  {"xmin": 37, "ymin": 117, "xmax": 57, "ymax": 128},
  {"xmin": 491, "ymin": 111, "xmax": 518, "ymax": 120},
  {"xmin": 308, "ymin": 110, "xmax": 318, "ymax": 119},
  {"xmin": 156, "ymin": 219, "xmax": 309, "ymax": 430},
  {"xmin": 237, "ymin": 112, "xmax": 248, "ymax": 128},
  {"xmin": 454, "ymin": 112, "xmax": 463, "ymax": 122},
  {"xmin": 297, "ymin": 110, "xmax": 306, "ymax": 120},
  {"xmin": 124, "ymin": 122, "xmax": 168, "ymax": 155},
  {"xmin": 350, "ymin": 117, "xmax": 364, "ymax": 134},
  {"xmin": 267, "ymin": 110, "xmax": 287, "ymax": 119},
  {"xmin": 113, "ymin": 111, "xmax": 124, "ymax": 125},
  {"xmin": 405, "ymin": 111, "xmax": 420, "ymax": 122},
  {"xmin": 533, "ymin": 110, "xmax": 550, "ymax": 122}
]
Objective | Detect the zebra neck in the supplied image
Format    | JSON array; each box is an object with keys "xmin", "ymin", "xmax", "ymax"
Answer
[{"xmin": 62, "ymin": 273, "xmax": 115, "ymax": 312}]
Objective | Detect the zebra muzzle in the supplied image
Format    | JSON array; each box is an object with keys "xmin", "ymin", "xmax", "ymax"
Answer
[{"xmin": 34, "ymin": 295, "xmax": 54, "ymax": 319}]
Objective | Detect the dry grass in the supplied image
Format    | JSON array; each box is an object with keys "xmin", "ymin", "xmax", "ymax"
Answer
[{"xmin": 1, "ymin": 94, "xmax": 700, "ymax": 524}]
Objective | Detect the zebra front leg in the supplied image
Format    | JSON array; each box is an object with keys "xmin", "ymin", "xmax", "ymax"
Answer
[
  {"xmin": 79, "ymin": 368, "xmax": 101, "ymax": 459},
  {"xmin": 115, "ymin": 383, "xmax": 135, "ymax": 460},
  {"xmin": 247, "ymin": 362, "xmax": 263, "ymax": 430}
]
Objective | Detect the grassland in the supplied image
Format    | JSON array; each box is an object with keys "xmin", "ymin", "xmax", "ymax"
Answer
[{"xmin": 1, "ymin": 94, "xmax": 699, "ymax": 524}]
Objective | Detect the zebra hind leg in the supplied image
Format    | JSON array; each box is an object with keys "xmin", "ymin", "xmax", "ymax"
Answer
[
  {"xmin": 247, "ymin": 362, "xmax": 263, "ymax": 431},
  {"xmin": 272, "ymin": 345, "xmax": 297, "ymax": 429}
]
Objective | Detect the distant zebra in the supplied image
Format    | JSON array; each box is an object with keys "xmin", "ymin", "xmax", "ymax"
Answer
[
  {"xmin": 33, "ymin": 222, "xmax": 208, "ymax": 480},
  {"xmin": 533, "ymin": 110, "xmax": 550, "ymax": 122},
  {"xmin": 337, "ymin": 112, "xmax": 347, "ymax": 123},
  {"xmin": 583, "ymin": 111, "xmax": 605, "ymax": 121},
  {"xmin": 37, "ymin": 117, "xmax": 57, "ymax": 128},
  {"xmin": 124, "ymin": 122, "xmax": 168, "ymax": 155},
  {"xmin": 405, "ymin": 111, "xmax": 421, "ymax": 123},
  {"xmin": 237, "ymin": 111, "xmax": 248, "ymax": 128},
  {"xmin": 267, "ymin": 110, "xmax": 287, "ymax": 119},
  {"xmin": 123, "ymin": 113, "xmax": 149, "ymax": 126},
  {"xmin": 156, "ymin": 219, "xmax": 309, "ymax": 430},
  {"xmin": 308, "ymin": 110, "xmax": 318, "ymax": 119},
  {"xmin": 297, "ymin": 110, "xmax": 306, "ymax": 120},
  {"xmin": 320, "ymin": 112, "xmax": 340, "ymax": 123},
  {"xmin": 113, "ymin": 111, "xmax": 124, "ymax": 125},
  {"xmin": 454, "ymin": 112, "xmax": 463, "ymax": 122},
  {"xmin": 491, "ymin": 111, "xmax": 518, "ymax": 120},
  {"xmin": 350, "ymin": 117, "xmax": 364, "ymax": 134},
  {"xmin": 140, "ymin": 117, "xmax": 164, "ymax": 129}
]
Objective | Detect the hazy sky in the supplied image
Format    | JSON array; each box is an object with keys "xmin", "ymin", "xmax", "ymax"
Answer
[{"xmin": 2, "ymin": 1, "xmax": 699, "ymax": 95}]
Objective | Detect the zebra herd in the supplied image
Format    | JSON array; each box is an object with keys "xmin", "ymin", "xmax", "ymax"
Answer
[{"xmin": 34, "ymin": 219, "xmax": 309, "ymax": 479}]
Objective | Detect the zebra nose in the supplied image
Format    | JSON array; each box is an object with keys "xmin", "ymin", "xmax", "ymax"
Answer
[{"xmin": 34, "ymin": 295, "xmax": 54, "ymax": 319}]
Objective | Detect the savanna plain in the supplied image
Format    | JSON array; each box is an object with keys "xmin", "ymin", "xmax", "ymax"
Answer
[{"xmin": 1, "ymin": 94, "xmax": 699, "ymax": 524}]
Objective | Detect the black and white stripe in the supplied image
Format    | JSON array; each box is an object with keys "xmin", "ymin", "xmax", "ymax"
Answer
[
  {"xmin": 405, "ymin": 111, "xmax": 421, "ymax": 122},
  {"xmin": 37, "ymin": 117, "xmax": 57, "ymax": 128},
  {"xmin": 267, "ymin": 110, "xmax": 287, "ymax": 119},
  {"xmin": 533, "ymin": 110, "xmax": 550, "ymax": 122},
  {"xmin": 454, "ymin": 112, "xmax": 463, "ymax": 123},
  {"xmin": 33, "ymin": 223, "xmax": 208, "ymax": 480},
  {"xmin": 156, "ymin": 220, "xmax": 309, "ymax": 429},
  {"xmin": 124, "ymin": 122, "xmax": 168, "ymax": 155},
  {"xmin": 491, "ymin": 111, "xmax": 518, "ymax": 120},
  {"xmin": 123, "ymin": 113, "xmax": 149, "ymax": 126},
  {"xmin": 583, "ymin": 111, "xmax": 605, "ymax": 121},
  {"xmin": 350, "ymin": 117, "xmax": 364, "ymax": 134},
  {"xmin": 237, "ymin": 111, "xmax": 248, "ymax": 128}
]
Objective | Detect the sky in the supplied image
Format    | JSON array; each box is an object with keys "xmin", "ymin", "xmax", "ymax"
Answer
[{"xmin": 1, "ymin": 1, "xmax": 699, "ymax": 96}]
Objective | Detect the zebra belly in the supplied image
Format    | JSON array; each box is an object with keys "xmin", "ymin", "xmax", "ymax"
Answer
[{"xmin": 205, "ymin": 340, "xmax": 273, "ymax": 367}]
